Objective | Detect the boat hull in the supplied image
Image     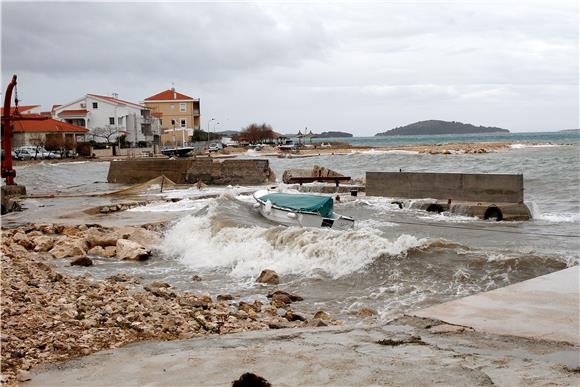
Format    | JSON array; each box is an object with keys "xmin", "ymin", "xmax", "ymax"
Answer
[{"xmin": 253, "ymin": 191, "xmax": 354, "ymax": 230}]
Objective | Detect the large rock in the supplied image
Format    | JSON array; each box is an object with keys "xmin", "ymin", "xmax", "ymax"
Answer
[
  {"xmin": 12, "ymin": 232, "xmax": 33, "ymax": 250},
  {"xmin": 33, "ymin": 236, "xmax": 55, "ymax": 252},
  {"xmin": 49, "ymin": 239, "xmax": 87, "ymax": 259},
  {"xmin": 127, "ymin": 228, "xmax": 161, "ymax": 248},
  {"xmin": 116, "ymin": 239, "xmax": 150, "ymax": 261},
  {"xmin": 255, "ymin": 269, "xmax": 279, "ymax": 285},
  {"xmin": 85, "ymin": 227, "xmax": 122, "ymax": 248}
]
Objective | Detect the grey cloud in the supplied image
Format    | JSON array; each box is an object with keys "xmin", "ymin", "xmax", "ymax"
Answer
[
  {"xmin": 1, "ymin": 1, "xmax": 577, "ymax": 134},
  {"xmin": 2, "ymin": 2, "xmax": 332, "ymax": 81}
]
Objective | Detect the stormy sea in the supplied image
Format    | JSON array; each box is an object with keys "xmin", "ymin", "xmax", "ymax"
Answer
[{"xmin": 10, "ymin": 131, "xmax": 580, "ymax": 323}]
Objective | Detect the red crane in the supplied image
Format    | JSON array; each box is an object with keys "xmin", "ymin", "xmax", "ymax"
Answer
[{"xmin": 1, "ymin": 74, "xmax": 47, "ymax": 185}]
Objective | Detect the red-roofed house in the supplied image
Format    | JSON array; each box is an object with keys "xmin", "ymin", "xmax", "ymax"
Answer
[
  {"xmin": 53, "ymin": 94, "xmax": 159, "ymax": 146},
  {"xmin": 11, "ymin": 114, "xmax": 89, "ymax": 149},
  {"xmin": 144, "ymin": 88, "xmax": 200, "ymax": 141},
  {"xmin": 0, "ymin": 105, "xmax": 41, "ymax": 115}
]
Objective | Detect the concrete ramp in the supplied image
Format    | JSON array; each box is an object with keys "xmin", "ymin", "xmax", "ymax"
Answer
[{"xmin": 413, "ymin": 266, "xmax": 580, "ymax": 345}]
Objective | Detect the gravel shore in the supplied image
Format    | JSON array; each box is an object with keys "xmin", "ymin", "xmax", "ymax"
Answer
[{"xmin": 1, "ymin": 223, "xmax": 333, "ymax": 385}]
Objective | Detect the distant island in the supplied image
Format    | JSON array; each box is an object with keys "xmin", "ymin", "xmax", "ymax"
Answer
[
  {"xmin": 375, "ymin": 120, "xmax": 510, "ymax": 136},
  {"xmin": 216, "ymin": 130, "xmax": 239, "ymax": 137},
  {"xmin": 312, "ymin": 131, "xmax": 353, "ymax": 138},
  {"xmin": 559, "ymin": 128, "xmax": 580, "ymax": 133}
]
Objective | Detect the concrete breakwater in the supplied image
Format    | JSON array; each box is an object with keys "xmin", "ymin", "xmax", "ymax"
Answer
[
  {"xmin": 107, "ymin": 158, "xmax": 275, "ymax": 185},
  {"xmin": 366, "ymin": 171, "xmax": 532, "ymax": 220}
]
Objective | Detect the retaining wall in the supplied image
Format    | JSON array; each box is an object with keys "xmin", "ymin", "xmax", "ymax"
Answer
[
  {"xmin": 366, "ymin": 172, "xmax": 525, "ymax": 203},
  {"xmin": 185, "ymin": 159, "xmax": 275, "ymax": 185},
  {"xmin": 107, "ymin": 158, "xmax": 274, "ymax": 185}
]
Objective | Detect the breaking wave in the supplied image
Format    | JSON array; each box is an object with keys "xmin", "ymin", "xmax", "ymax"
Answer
[{"xmin": 160, "ymin": 195, "xmax": 429, "ymax": 279}]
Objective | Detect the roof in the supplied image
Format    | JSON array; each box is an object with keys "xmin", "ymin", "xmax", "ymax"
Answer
[
  {"xmin": 88, "ymin": 94, "xmax": 146, "ymax": 109},
  {"xmin": 259, "ymin": 193, "xmax": 334, "ymax": 217},
  {"xmin": 12, "ymin": 115, "xmax": 89, "ymax": 134},
  {"xmin": 144, "ymin": 89, "xmax": 195, "ymax": 101},
  {"xmin": 58, "ymin": 109, "xmax": 88, "ymax": 117},
  {"xmin": 0, "ymin": 105, "xmax": 40, "ymax": 115}
]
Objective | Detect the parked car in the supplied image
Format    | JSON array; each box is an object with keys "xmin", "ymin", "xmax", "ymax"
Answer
[
  {"xmin": 208, "ymin": 143, "xmax": 222, "ymax": 153},
  {"xmin": 14, "ymin": 148, "xmax": 35, "ymax": 160},
  {"xmin": 14, "ymin": 146, "xmax": 57, "ymax": 160}
]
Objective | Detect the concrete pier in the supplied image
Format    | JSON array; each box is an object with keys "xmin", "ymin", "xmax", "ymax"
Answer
[{"xmin": 413, "ymin": 266, "xmax": 579, "ymax": 345}]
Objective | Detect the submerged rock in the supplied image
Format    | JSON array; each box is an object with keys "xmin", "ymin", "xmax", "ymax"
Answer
[
  {"xmin": 70, "ymin": 256, "xmax": 93, "ymax": 267},
  {"xmin": 87, "ymin": 246, "xmax": 106, "ymax": 257},
  {"xmin": 314, "ymin": 311, "xmax": 331, "ymax": 321},
  {"xmin": 356, "ymin": 308, "xmax": 378, "ymax": 317},
  {"xmin": 267, "ymin": 290, "xmax": 303, "ymax": 302},
  {"xmin": 256, "ymin": 269, "xmax": 279, "ymax": 285}
]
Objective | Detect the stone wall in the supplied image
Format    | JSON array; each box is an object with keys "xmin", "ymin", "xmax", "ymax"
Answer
[
  {"xmin": 185, "ymin": 159, "xmax": 275, "ymax": 185},
  {"xmin": 107, "ymin": 158, "xmax": 274, "ymax": 185},
  {"xmin": 366, "ymin": 172, "xmax": 525, "ymax": 203},
  {"xmin": 107, "ymin": 159, "xmax": 196, "ymax": 184}
]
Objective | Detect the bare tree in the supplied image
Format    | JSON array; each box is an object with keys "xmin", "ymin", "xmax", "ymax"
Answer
[
  {"xmin": 91, "ymin": 126, "xmax": 120, "ymax": 156},
  {"xmin": 91, "ymin": 126, "xmax": 119, "ymax": 144}
]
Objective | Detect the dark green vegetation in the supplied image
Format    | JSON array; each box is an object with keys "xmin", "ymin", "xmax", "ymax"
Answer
[
  {"xmin": 375, "ymin": 120, "xmax": 510, "ymax": 136},
  {"xmin": 313, "ymin": 131, "xmax": 353, "ymax": 138}
]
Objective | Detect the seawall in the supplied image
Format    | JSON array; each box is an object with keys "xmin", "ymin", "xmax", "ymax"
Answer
[
  {"xmin": 107, "ymin": 158, "xmax": 274, "ymax": 185},
  {"xmin": 366, "ymin": 171, "xmax": 531, "ymax": 220}
]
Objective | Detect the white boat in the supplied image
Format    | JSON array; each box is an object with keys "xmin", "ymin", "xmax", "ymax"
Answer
[{"xmin": 253, "ymin": 190, "xmax": 355, "ymax": 230}]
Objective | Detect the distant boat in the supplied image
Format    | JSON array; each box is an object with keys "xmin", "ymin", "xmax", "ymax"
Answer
[
  {"xmin": 253, "ymin": 190, "xmax": 354, "ymax": 230},
  {"xmin": 160, "ymin": 147, "xmax": 195, "ymax": 157}
]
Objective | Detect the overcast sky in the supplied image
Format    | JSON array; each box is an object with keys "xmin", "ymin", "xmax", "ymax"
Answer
[{"xmin": 2, "ymin": 0, "xmax": 578, "ymax": 135}]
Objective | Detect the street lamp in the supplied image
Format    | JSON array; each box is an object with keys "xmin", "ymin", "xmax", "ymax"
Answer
[{"xmin": 207, "ymin": 118, "xmax": 215, "ymax": 144}]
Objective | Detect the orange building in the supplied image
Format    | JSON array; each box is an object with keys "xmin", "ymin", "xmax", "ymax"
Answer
[{"xmin": 143, "ymin": 88, "xmax": 200, "ymax": 138}]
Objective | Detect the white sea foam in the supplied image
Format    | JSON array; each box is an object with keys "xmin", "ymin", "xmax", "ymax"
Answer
[
  {"xmin": 161, "ymin": 201, "xmax": 427, "ymax": 279},
  {"xmin": 350, "ymin": 149, "xmax": 419, "ymax": 155},
  {"xmin": 510, "ymin": 143, "xmax": 560, "ymax": 149},
  {"xmin": 529, "ymin": 202, "xmax": 580, "ymax": 223},
  {"xmin": 127, "ymin": 199, "xmax": 209, "ymax": 212}
]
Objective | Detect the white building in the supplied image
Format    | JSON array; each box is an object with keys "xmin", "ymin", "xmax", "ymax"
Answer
[{"xmin": 53, "ymin": 94, "xmax": 160, "ymax": 146}]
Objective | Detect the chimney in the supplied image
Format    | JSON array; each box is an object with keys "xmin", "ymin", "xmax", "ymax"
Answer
[{"xmin": 171, "ymin": 87, "xmax": 176, "ymax": 99}]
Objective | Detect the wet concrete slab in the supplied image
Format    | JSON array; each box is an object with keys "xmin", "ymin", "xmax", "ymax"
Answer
[
  {"xmin": 413, "ymin": 266, "xmax": 580, "ymax": 345},
  {"xmin": 27, "ymin": 319, "xmax": 578, "ymax": 386}
]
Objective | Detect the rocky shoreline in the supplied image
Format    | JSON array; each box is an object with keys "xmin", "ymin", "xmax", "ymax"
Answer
[{"xmin": 1, "ymin": 223, "xmax": 336, "ymax": 385}]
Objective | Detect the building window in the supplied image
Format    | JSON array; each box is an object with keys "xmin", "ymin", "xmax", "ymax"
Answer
[
  {"xmin": 159, "ymin": 119, "xmax": 163, "ymax": 126},
  {"xmin": 179, "ymin": 103, "xmax": 186, "ymax": 112},
  {"xmin": 180, "ymin": 119, "xmax": 186, "ymax": 128},
  {"xmin": 171, "ymin": 119, "xmax": 176, "ymax": 126},
  {"xmin": 109, "ymin": 117, "xmax": 115, "ymax": 125},
  {"xmin": 170, "ymin": 104, "xmax": 175, "ymax": 110},
  {"xmin": 80, "ymin": 103, "xmax": 86, "ymax": 108},
  {"xmin": 92, "ymin": 102, "xmax": 98, "ymax": 109}
]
